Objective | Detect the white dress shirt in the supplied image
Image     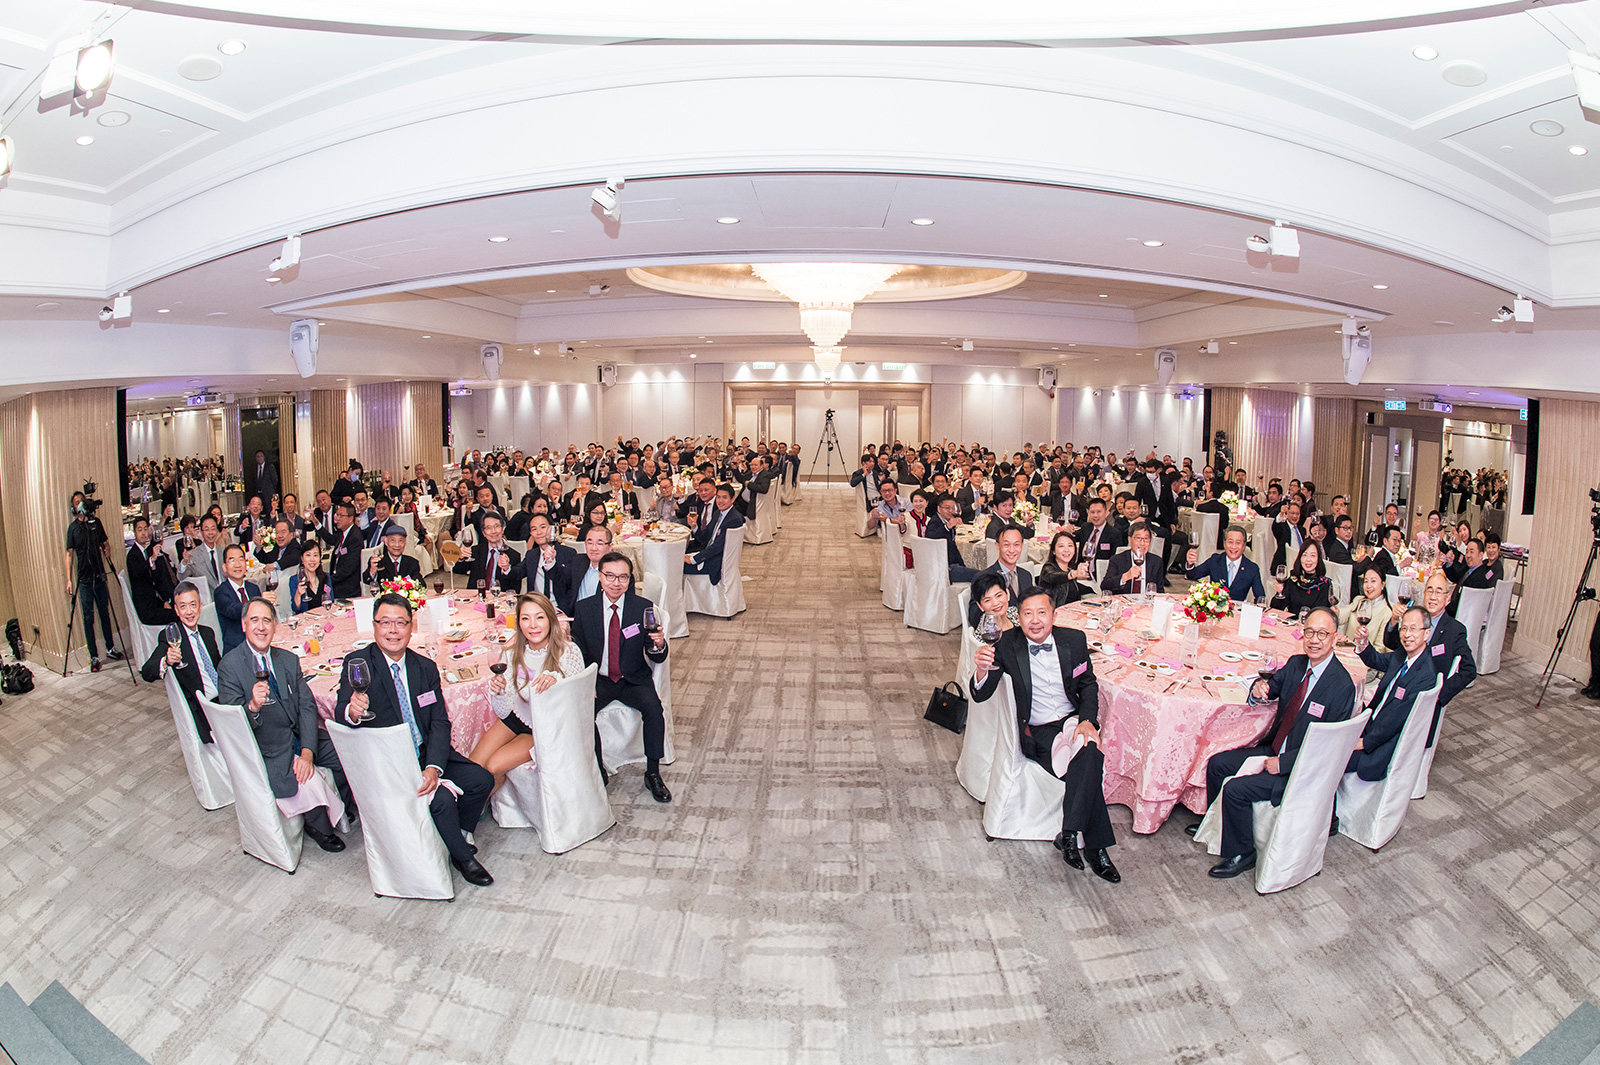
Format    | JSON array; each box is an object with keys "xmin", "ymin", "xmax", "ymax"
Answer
[{"xmin": 1024, "ymin": 636, "xmax": 1077, "ymax": 727}]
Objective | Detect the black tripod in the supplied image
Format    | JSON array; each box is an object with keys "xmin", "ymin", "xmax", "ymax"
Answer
[
  {"xmin": 1534, "ymin": 532, "xmax": 1599, "ymax": 709},
  {"xmin": 809, "ymin": 408, "xmax": 844, "ymax": 481},
  {"xmin": 61, "ymin": 543, "xmax": 138, "ymax": 682}
]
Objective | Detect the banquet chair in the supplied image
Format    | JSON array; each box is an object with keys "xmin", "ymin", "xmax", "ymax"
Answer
[
  {"xmin": 392, "ymin": 512, "xmax": 415, "ymax": 536},
  {"xmin": 489, "ymin": 668, "xmax": 614, "ymax": 850},
  {"xmin": 1336, "ymin": 679, "xmax": 1441, "ymax": 850},
  {"xmin": 1194, "ymin": 511, "xmax": 1220, "ymax": 564},
  {"xmin": 326, "ymin": 720, "xmax": 456, "ymax": 900},
  {"xmin": 1325, "ymin": 562, "xmax": 1353, "ymax": 608},
  {"xmin": 1412, "ymin": 657, "xmax": 1462, "ymax": 799},
  {"xmin": 163, "ymin": 668, "xmax": 234, "ymax": 811},
  {"xmin": 744, "ymin": 484, "xmax": 779, "ymax": 545},
  {"xmin": 953, "ymin": 587, "xmax": 978, "ymax": 700},
  {"xmin": 360, "ymin": 546, "xmax": 380, "ymax": 579},
  {"xmin": 274, "ymin": 582, "xmax": 293, "ymax": 621},
  {"xmin": 638, "ymin": 571, "xmax": 666, "ymax": 607},
  {"xmin": 200, "ymin": 697, "xmax": 305, "ymax": 873},
  {"xmin": 1384, "ymin": 573, "xmax": 1413, "ymax": 606},
  {"xmin": 880, "ymin": 522, "xmax": 907, "ymax": 610},
  {"xmin": 1452, "ymin": 586, "xmax": 1495, "ymax": 668},
  {"xmin": 635, "ymin": 483, "xmax": 657, "ymax": 514},
  {"xmin": 597, "ymin": 617, "xmax": 677, "ymax": 773},
  {"xmin": 953, "ymin": 591, "xmax": 1003, "ymax": 804},
  {"xmin": 1193, "ymin": 711, "xmax": 1368, "ymax": 894},
  {"xmin": 116, "ymin": 570, "xmax": 162, "ymax": 665},
  {"xmin": 902, "ymin": 536, "xmax": 961, "ymax": 635},
  {"xmin": 1477, "ymin": 580, "xmax": 1515, "ymax": 674},
  {"xmin": 981, "ymin": 675, "xmax": 1066, "ymax": 840},
  {"xmin": 508, "ymin": 475, "xmax": 530, "ymax": 507},
  {"xmin": 780, "ymin": 471, "xmax": 796, "ymax": 505},
  {"xmin": 199, "ymin": 603, "xmax": 218, "ymax": 642},
  {"xmin": 1094, "ymin": 559, "xmax": 1110, "ymax": 588},
  {"xmin": 855, "ymin": 482, "xmax": 874, "ymax": 537},
  {"xmin": 1151, "ymin": 534, "xmax": 1166, "ymax": 561},
  {"xmin": 682, "ymin": 534, "xmax": 747, "ymax": 618}
]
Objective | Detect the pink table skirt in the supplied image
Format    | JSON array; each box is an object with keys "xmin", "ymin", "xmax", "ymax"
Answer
[
  {"xmin": 1055, "ymin": 596, "xmax": 1366, "ymax": 834},
  {"xmin": 271, "ymin": 594, "xmax": 516, "ymax": 757}
]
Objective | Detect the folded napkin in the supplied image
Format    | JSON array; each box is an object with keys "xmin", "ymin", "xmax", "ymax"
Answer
[{"xmin": 1051, "ymin": 729, "xmax": 1088, "ymax": 777}]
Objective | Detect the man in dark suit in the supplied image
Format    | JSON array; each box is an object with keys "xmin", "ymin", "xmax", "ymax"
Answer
[
  {"xmin": 1133, "ymin": 459, "xmax": 1178, "ymax": 527},
  {"xmin": 562, "ymin": 474, "xmax": 603, "ymax": 524},
  {"xmin": 410, "ymin": 464, "xmax": 440, "ymax": 500},
  {"xmin": 971, "ymin": 588, "xmax": 1120, "ymax": 883},
  {"xmin": 1102, "ymin": 522, "xmax": 1168, "ymax": 594},
  {"xmin": 213, "ymin": 545, "xmax": 262, "ymax": 655},
  {"xmin": 248, "ymin": 450, "xmax": 279, "ymax": 510},
  {"xmin": 1443, "ymin": 537, "xmax": 1497, "ymax": 610},
  {"xmin": 219, "ymin": 599, "xmax": 351, "ymax": 853},
  {"xmin": 737, "ymin": 457, "xmax": 775, "ymax": 518},
  {"xmin": 1193, "ymin": 607, "xmax": 1357, "ymax": 878},
  {"xmin": 603, "ymin": 471, "xmax": 641, "ymax": 519},
  {"xmin": 1271, "ymin": 501, "xmax": 1306, "ymax": 573},
  {"xmin": 126, "ymin": 516, "xmax": 178, "ymax": 626},
  {"xmin": 1355, "ymin": 525, "xmax": 1403, "ymax": 586},
  {"xmin": 965, "ymin": 528, "xmax": 1034, "ymax": 627},
  {"xmin": 508, "ymin": 513, "xmax": 576, "ymax": 602},
  {"xmin": 336, "ymin": 594, "xmax": 496, "ymax": 886},
  {"xmin": 953, "ymin": 468, "xmax": 987, "ymax": 524},
  {"xmin": 983, "ymin": 493, "xmax": 1031, "ymax": 541},
  {"xmin": 1045, "ymin": 474, "xmax": 1088, "ymax": 528},
  {"xmin": 1075, "ymin": 499, "xmax": 1126, "ymax": 570},
  {"xmin": 1320, "ymin": 495, "xmax": 1350, "ymax": 537},
  {"xmin": 325, "ymin": 503, "xmax": 365, "ymax": 600},
  {"xmin": 928, "ymin": 497, "xmax": 978, "ymax": 582},
  {"xmin": 365, "ymin": 524, "xmax": 423, "ymax": 588},
  {"xmin": 572, "ymin": 552, "xmax": 672, "ymax": 801},
  {"xmin": 684, "ymin": 485, "xmax": 744, "ymax": 584},
  {"xmin": 457, "ymin": 512, "xmax": 521, "ymax": 595},
  {"xmin": 1323, "ymin": 515, "xmax": 1356, "ymax": 566},
  {"xmin": 1185, "ymin": 526, "xmax": 1266, "ymax": 602},
  {"xmin": 1382, "ymin": 572, "xmax": 1476, "ymax": 745},
  {"xmin": 677, "ymin": 478, "xmax": 717, "ymax": 528},
  {"xmin": 1346, "ymin": 605, "xmax": 1437, "ymax": 783},
  {"xmin": 139, "ymin": 581, "xmax": 221, "ymax": 743}
]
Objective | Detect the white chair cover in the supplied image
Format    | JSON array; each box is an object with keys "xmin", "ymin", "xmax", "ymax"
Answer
[
  {"xmin": 779, "ymin": 472, "xmax": 796, "ymax": 505},
  {"xmin": 1412, "ymin": 657, "xmax": 1460, "ymax": 799},
  {"xmin": 199, "ymin": 603, "xmax": 218, "ymax": 643},
  {"xmin": 1093, "ymin": 558, "xmax": 1110, "ymax": 588},
  {"xmin": 1194, "ymin": 511, "xmax": 1220, "ymax": 563},
  {"xmin": 953, "ymin": 586, "xmax": 979, "ymax": 699},
  {"xmin": 1453, "ymin": 586, "xmax": 1495, "ymax": 668},
  {"xmin": 1337, "ymin": 680, "xmax": 1441, "ymax": 850},
  {"xmin": 392, "ymin": 512, "xmax": 415, "ymax": 536},
  {"xmin": 596, "ymin": 618, "xmax": 677, "ymax": 771},
  {"xmin": 116, "ymin": 570, "xmax": 163, "ymax": 665},
  {"xmin": 635, "ymin": 483, "xmax": 657, "ymax": 514},
  {"xmin": 273, "ymin": 580, "xmax": 293, "ymax": 620},
  {"xmin": 1385, "ymin": 572, "xmax": 1415, "ymax": 605},
  {"xmin": 744, "ymin": 484, "xmax": 779, "ymax": 545},
  {"xmin": 682, "ymin": 534, "xmax": 747, "ymax": 617},
  {"xmin": 981, "ymin": 676, "xmax": 1066, "ymax": 840},
  {"xmin": 1478, "ymin": 579, "xmax": 1514, "ymax": 674},
  {"xmin": 508, "ymin": 475, "xmax": 531, "ymax": 507},
  {"xmin": 360, "ymin": 546, "xmax": 380, "ymax": 577},
  {"xmin": 163, "ymin": 668, "xmax": 233, "ymax": 811},
  {"xmin": 1325, "ymin": 562, "xmax": 1353, "ymax": 608},
  {"xmin": 325, "ymin": 720, "xmax": 456, "ymax": 900},
  {"xmin": 639, "ymin": 572, "xmax": 665, "ymax": 607},
  {"xmin": 953, "ymin": 590, "xmax": 1000, "ymax": 804},
  {"xmin": 970, "ymin": 539, "xmax": 995, "ymax": 571},
  {"xmin": 1251, "ymin": 516, "xmax": 1274, "ymax": 570},
  {"xmin": 489, "ymin": 472, "xmax": 510, "ymax": 501},
  {"xmin": 881, "ymin": 523, "xmax": 907, "ymax": 610},
  {"xmin": 1193, "ymin": 712, "xmax": 1369, "ymax": 894},
  {"xmin": 490, "ymin": 665, "xmax": 616, "ymax": 853},
  {"xmin": 855, "ymin": 483, "xmax": 874, "ymax": 537},
  {"xmin": 200, "ymin": 697, "xmax": 304, "ymax": 873},
  {"xmin": 902, "ymin": 536, "xmax": 960, "ymax": 635},
  {"xmin": 1151, "ymin": 534, "xmax": 1166, "ymax": 561}
]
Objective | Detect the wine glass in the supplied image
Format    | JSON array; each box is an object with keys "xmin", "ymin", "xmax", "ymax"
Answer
[
  {"xmin": 348, "ymin": 659, "xmax": 371, "ymax": 720},
  {"xmin": 253, "ymin": 663, "xmax": 272, "ymax": 703},
  {"xmin": 433, "ymin": 578, "xmax": 445, "ymax": 596},
  {"xmin": 165, "ymin": 622, "xmax": 183, "ymax": 661},
  {"xmin": 489, "ymin": 654, "xmax": 508, "ymax": 678},
  {"xmin": 485, "ymin": 600, "xmax": 496, "ymax": 625},
  {"xmin": 976, "ymin": 612, "xmax": 1001, "ymax": 646},
  {"xmin": 476, "ymin": 577, "xmax": 487, "ymax": 600},
  {"xmin": 643, "ymin": 606, "xmax": 660, "ymax": 635},
  {"xmin": 1274, "ymin": 564, "xmax": 1287, "ymax": 583}
]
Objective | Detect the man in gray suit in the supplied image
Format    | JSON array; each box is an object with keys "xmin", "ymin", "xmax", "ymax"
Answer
[{"xmin": 217, "ymin": 598, "xmax": 352, "ymax": 852}]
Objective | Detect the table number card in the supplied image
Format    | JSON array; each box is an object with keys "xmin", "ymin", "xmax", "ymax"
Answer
[
  {"xmin": 354, "ymin": 597, "xmax": 375, "ymax": 635},
  {"xmin": 1237, "ymin": 603, "xmax": 1263, "ymax": 641},
  {"xmin": 1149, "ymin": 597, "xmax": 1174, "ymax": 639}
]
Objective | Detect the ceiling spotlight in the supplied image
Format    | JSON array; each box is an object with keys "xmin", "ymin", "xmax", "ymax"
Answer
[
  {"xmin": 75, "ymin": 135, "xmax": 94, "ymax": 146},
  {"xmin": 269, "ymin": 233, "xmax": 301, "ymax": 276},
  {"xmin": 1412, "ymin": 45, "xmax": 1439, "ymax": 61},
  {"xmin": 715, "ymin": 216, "xmax": 740, "ymax": 225},
  {"xmin": 156, "ymin": 307, "xmax": 170, "ymax": 314},
  {"xmin": 689, "ymin": 352, "xmax": 696, "ymax": 358},
  {"xmin": 1372, "ymin": 283, "xmax": 1388, "ymax": 290},
  {"xmin": 909, "ymin": 218, "xmax": 935, "ymax": 226},
  {"xmin": 98, "ymin": 291, "xmax": 131, "ymax": 322},
  {"xmin": 487, "ymin": 235, "xmax": 509, "ymax": 242},
  {"xmin": 1493, "ymin": 297, "xmax": 1534, "ymax": 323},
  {"xmin": 74, "ymin": 40, "xmax": 115, "ymax": 99},
  {"xmin": 1097, "ymin": 293, "xmax": 1109, "ymax": 298},
  {"xmin": 961, "ymin": 339, "xmax": 974, "ymax": 352},
  {"xmin": 591, "ymin": 176, "xmax": 624, "ymax": 222},
  {"xmin": 546, "ymin": 289, "xmax": 556, "ymax": 294},
  {"xmin": 1572, "ymin": 145, "xmax": 1590, "ymax": 156},
  {"xmin": 1141, "ymin": 239, "xmax": 1164, "ymax": 247},
  {"xmin": 1245, "ymin": 221, "xmax": 1300, "ymax": 258},
  {"xmin": 0, "ymin": 136, "xmax": 12, "ymax": 177},
  {"xmin": 218, "ymin": 39, "xmax": 246, "ymax": 55}
]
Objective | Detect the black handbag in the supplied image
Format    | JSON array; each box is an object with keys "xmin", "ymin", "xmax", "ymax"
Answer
[{"xmin": 923, "ymin": 681, "xmax": 968, "ymax": 734}]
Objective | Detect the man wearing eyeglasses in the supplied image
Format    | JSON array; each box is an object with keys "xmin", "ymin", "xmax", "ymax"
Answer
[
  {"xmin": 1193, "ymin": 606, "xmax": 1356, "ymax": 879},
  {"xmin": 1346, "ymin": 605, "xmax": 1437, "ymax": 784},
  {"xmin": 572, "ymin": 552, "xmax": 672, "ymax": 802}
]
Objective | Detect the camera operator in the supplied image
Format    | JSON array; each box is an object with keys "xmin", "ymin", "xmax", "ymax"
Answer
[{"xmin": 63, "ymin": 487, "xmax": 124, "ymax": 672}]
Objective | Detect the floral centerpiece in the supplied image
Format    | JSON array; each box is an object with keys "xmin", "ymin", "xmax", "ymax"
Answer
[
  {"xmin": 255, "ymin": 526, "xmax": 278, "ymax": 554},
  {"xmin": 1014, "ymin": 499, "xmax": 1039, "ymax": 527},
  {"xmin": 381, "ymin": 575, "xmax": 427, "ymax": 611},
  {"xmin": 1218, "ymin": 490, "xmax": 1239, "ymax": 509},
  {"xmin": 1182, "ymin": 578, "xmax": 1234, "ymax": 624}
]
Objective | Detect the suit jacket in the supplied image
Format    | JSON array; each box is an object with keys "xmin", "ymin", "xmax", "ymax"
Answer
[
  {"xmin": 562, "ymin": 490, "xmax": 603, "ymax": 524},
  {"xmin": 235, "ymin": 514, "xmax": 267, "ymax": 547},
  {"xmin": 1323, "ymin": 537, "xmax": 1355, "ymax": 565},
  {"xmin": 1046, "ymin": 489, "xmax": 1089, "ymax": 525},
  {"xmin": 970, "ymin": 626, "xmax": 1099, "ymax": 762},
  {"xmin": 178, "ymin": 541, "xmax": 228, "ymax": 594},
  {"xmin": 1355, "ymin": 548, "xmax": 1400, "ymax": 587},
  {"xmin": 1074, "ymin": 522, "xmax": 1126, "ymax": 565},
  {"xmin": 603, "ymin": 488, "xmax": 640, "ymax": 518},
  {"xmin": 924, "ymin": 517, "xmax": 965, "ymax": 569},
  {"xmin": 326, "ymin": 525, "xmax": 364, "ymax": 600},
  {"xmin": 571, "ymin": 590, "xmax": 668, "ymax": 686},
  {"xmin": 1247, "ymin": 653, "xmax": 1358, "ymax": 798},
  {"xmin": 1186, "ymin": 552, "xmax": 1266, "ymax": 602},
  {"xmin": 140, "ymin": 622, "xmax": 222, "ymax": 743},
  {"xmin": 1351, "ymin": 646, "xmax": 1438, "ymax": 781},
  {"xmin": 1196, "ymin": 499, "xmax": 1231, "ymax": 520},
  {"xmin": 126, "ymin": 541, "xmax": 176, "ymax": 623},
  {"xmin": 508, "ymin": 541, "xmax": 577, "ymax": 601},
  {"xmin": 1133, "ymin": 476, "xmax": 1178, "ymax": 529},
  {"xmin": 366, "ymin": 551, "xmax": 422, "ymax": 588},
  {"xmin": 1101, "ymin": 549, "xmax": 1168, "ymax": 594},
  {"xmin": 686, "ymin": 505, "xmax": 744, "ymax": 585},
  {"xmin": 678, "ymin": 494, "xmax": 716, "ymax": 528},
  {"xmin": 213, "ymin": 579, "xmax": 262, "ymax": 654},
  {"xmin": 1271, "ymin": 520, "xmax": 1307, "ymax": 572},
  {"xmin": 953, "ymin": 482, "xmax": 985, "ymax": 523},
  {"xmin": 965, "ymin": 562, "xmax": 1034, "ymax": 628},
  {"xmin": 249, "ymin": 463, "xmax": 280, "ymax": 507},
  {"xmin": 461, "ymin": 541, "xmax": 522, "ymax": 594},
  {"xmin": 335, "ymin": 644, "xmax": 453, "ymax": 773},
  {"xmin": 217, "ymin": 642, "xmax": 320, "ymax": 799},
  {"xmin": 1382, "ymin": 611, "xmax": 1476, "ymax": 713},
  {"xmin": 738, "ymin": 469, "xmax": 774, "ymax": 516},
  {"xmin": 983, "ymin": 514, "xmax": 1031, "ymax": 541}
]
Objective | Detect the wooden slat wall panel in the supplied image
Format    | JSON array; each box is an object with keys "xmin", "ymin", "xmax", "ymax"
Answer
[
  {"xmin": 1211, "ymin": 387, "xmax": 1297, "ymax": 489},
  {"xmin": 277, "ymin": 395, "xmax": 297, "ymax": 503},
  {"xmin": 221, "ymin": 405, "xmax": 241, "ymax": 474},
  {"xmin": 0, "ymin": 389, "xmax": 126, "ymax": 669},
  {"xmin": 1516, "ymin": 398, "xmax": 1600, "ymax": 680},
  {"xmin": 309, "ymin": 389, "xmax": 348, "ymax": 498},
  {"xmin": 347, "ymin": 382, "xmax": 445, "ymax": 481},
  {"xmin": 1310, "ymin": 397, "xmax": 1358, "ymax": 505},
  {"xmin": 0, "ymin": 485, "xmax": 15, "ymax": 627}
]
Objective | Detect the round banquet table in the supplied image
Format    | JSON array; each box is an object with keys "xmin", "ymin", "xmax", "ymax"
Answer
[
  {"xmin": 1053, "ymin": 594, "xmax": 1368, "ymax": 834},
  {"xmin": 270, "ymin": 596, "xmax": 514, "ymax": 758},
  {"xmin": 560, "ymin": 523, "xmax": 692, "ymax": 638}
]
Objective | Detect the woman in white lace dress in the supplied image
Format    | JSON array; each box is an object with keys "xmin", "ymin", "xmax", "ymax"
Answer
[{"xmin": 470, "ymin": 592, "xmax": 584, "ymax": 791}]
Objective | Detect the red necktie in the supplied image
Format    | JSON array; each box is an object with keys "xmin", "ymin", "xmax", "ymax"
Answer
[
  {"xmin": 607, "ymin": 604, "xmax": 623, "ymax": 682},
  {"xmin": 1268, "ymin": 668, "xmax": 1313, "ymax": 754}
]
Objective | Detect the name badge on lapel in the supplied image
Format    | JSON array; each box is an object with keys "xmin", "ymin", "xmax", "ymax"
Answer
[
  {"xmin": 1431, "ymin": 644, "xmax": 1444, "ymax": 656},
  {"xmin": 623, "ymin": 623, "xmax": 641, "ymax": 639},
  {"xmin": 1072, "ymin": 661, "xmax": 1087, "ymax": 678},
  {"xmin": 1394, "ymin": 688, "xmax": 1405, "ymax": 700},
  {"xmin": 418, "ymin": 691, "xmax": 437, "ymax": 707},
  {"xmin": 1307, "ymin": 701, "xmax": 1325, "ymax": 719},
  {"xmin": 1099, "ymin": 543, "xmax": 1111, "ymax": 553}
]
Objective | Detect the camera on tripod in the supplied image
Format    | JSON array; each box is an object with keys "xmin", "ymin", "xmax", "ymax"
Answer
[
  {"xmin": 78, "ymin": 481, "xmax": 103, "ymax": 517},
  {"xmin": 1589, "ymin": 486, "xmax": 1600, "ymax": 537}
]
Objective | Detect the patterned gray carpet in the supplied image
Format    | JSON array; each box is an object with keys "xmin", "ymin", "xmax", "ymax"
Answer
[{"xmin": 2, "ymin": 485, "xmax": 1597, "ymax": 1064}]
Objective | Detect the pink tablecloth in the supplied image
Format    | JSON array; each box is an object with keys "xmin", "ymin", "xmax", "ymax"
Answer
[
  {"xmin": 1055, "ymin": 595, "xmax": 1366, "ymax": 834},
  {"xmin": 271, "ymin": 594, "xmax": 516, "ymax": 757}
]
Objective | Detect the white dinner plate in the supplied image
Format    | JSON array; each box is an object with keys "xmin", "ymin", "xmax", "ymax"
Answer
[
  {"xmin": 1084, "ymin": 618, "xmax": 1099, "ymax": 629},
  {"xmin": 1154, "ymin": 663, "xmax": 1176, "ymax": 675},
  {"xmin": 1218, "ymin": 651, "xmax": 1243, "ymax": 663},
  {"xmin": 1241, "ymin": 650, "xmax": 1265, "ymax": 661},
  {"xmin": 350, "ymin": 639, "xmax": 372, "ymax": 650}
]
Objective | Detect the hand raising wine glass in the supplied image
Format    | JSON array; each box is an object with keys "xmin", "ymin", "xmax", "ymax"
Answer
[
  {"xmin": 347, "ymin": 659, "xmax": 372, "ymax": 722},
  {"xmin": 976, "ymin": 612, "xmax": 1001, "ymax": 647}
]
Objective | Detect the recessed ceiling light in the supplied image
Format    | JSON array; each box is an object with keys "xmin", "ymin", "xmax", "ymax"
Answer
[
  {"xmin": 1441, "ymin": 60, "xmax": 1486, "ymax": 87},
  {"xmin": 716, "ymin": 216, "xmax": 740, "ymax": 225},
  {"xmin": 1372, "ymin": 283, "xmax": 1388, "ymax": 290},
  {"xmin": 1142, "ymin": 240, "xmax": 1164, "ymax": 247},
  {"xmin": 1051, "ymin": 346, "xmax": 1059, "ymax": 350},
  {"xmin": 1432, "ymin": 319, "xmax": 1454, "ymax": 326},
  {"xmin": 1467, "ymin": 390, "xmax": 1480, "ymax": 396},
  {"xmin": 1412, "ymin": 45, "xmax": 1439, "ymax": 61},
  {"xmin": 487, "ymin": 236, "xmax": 509, "ymax": 243},
  {"xmin": 96, "ymin": 110, "xmax": 130, "ymax": 128},
  {"xmin": 1097, "ymin": 293, "xmax": 1109, "ymax": 298},
  {"xmin": 421, "ymin": 335, "xmax": 431, "ymax": 339},
  {"xmin": 1531, "ymin": 119, "xmax": 1564, "ymax": 137},
  {"xmin": 75, "ymin": 135, "xmax": 94, "ymax": 146},
  {"xmin": 156, "ymin": 308, "xmax": 170, "ymax": 313},
  {"xmin": 909, "ymin": 218, "xmax": 935, "ymax": 226},
  {"xmin": 218, "ymin": 39, "xmax": 246, "ymax": 55},
  {"xmin": 706, "ymin": 339, "xmax": 714, "ymax": 343},
  {"xmin": 1384, "ymin": 387, "xmax": 1395, "ymax": 391},
  {"xmin": 546, "ymin": 289, "xmax": 556, "ymax": 294},
  {"xmin": 265, "ymin": 276, "xmax": 280, "ymax": 283},
  {"xmin": 1228, "ymin": 340, "xmax": 1238, "ymax": 344},
  {"xmin": 207, "ymin": 311, "xmax": 228, "ymax": 317},
  {"xmin": 689, "ymin": 352, "xmax": 696, "ymax": 358},
  {"xmin": 1571, "ymin": 145, "xmax": 1589, "ymax": 156}
]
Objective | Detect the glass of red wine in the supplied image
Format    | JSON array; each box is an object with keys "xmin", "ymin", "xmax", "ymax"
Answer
[
  {"xmin": 433, "ymin": 578, "xmax": 444, "ymax": 596},
  {"xmin": 489, "ymin": 655, "xmax": 508, "ymax": 678},
  {"xmin": 643, "ymin": 606, "xmax": 660, "ymax": 635},
  {"xmin": 485, "ymin": 600, "xmax": 496, "ymax": 625},
  {"xmin": 976, "ymin": 612, "xmax": 1001, "ymax": 647},
  {"xmin": 477, "ymin": 578, "xmax": 487, "ymax": 600},
  {"xmin": 253, "ymin": 664, "xmax": 272, "ymax": 702},
  {"xmin": 348, "ymin": 659, "xmax": 371, "ymax": 720}
]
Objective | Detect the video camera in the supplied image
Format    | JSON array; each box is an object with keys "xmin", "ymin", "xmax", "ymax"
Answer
[
  {"xmin": 77, "ymin": 481, "xmax": 103, "ymax": 517},
  {"xmin": 1589, "ymin": 486, "xmax": 1600, "ymax": 538}
]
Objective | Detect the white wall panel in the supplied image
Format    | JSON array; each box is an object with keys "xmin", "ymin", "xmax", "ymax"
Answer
[{"xmin": 1053, "ymin": 387, "xmax": 1202, "ymax": 460}]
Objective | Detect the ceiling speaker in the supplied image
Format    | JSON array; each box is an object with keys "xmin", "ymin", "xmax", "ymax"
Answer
[
  {"xmin": 288, "ymin": 318, "xmax": 319, "ymax": 377},
  {"xmin": 480, "ymin": 342, "xmax": 503, "ymax": 380},
  {"xmin": 1038, "ymin": 366, "xmax": 1057, "ymax": 390},
  {"xmin": 599, "ymin": 361, "xmax": 618, "ymax": 387},
  {"xmin": 1154, "ymin": 347, "xmax": 1176, "ymax": 388}
]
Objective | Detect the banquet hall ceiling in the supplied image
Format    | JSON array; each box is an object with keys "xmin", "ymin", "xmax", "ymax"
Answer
[{"xmin": 4, "ymin": 0, "xmax": 1600, "ymax": 403}]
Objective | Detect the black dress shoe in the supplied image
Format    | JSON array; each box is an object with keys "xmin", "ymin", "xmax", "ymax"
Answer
[
  {"xmin": 1208, "ymin": 854, "xmax": 1257, "ymax": 879},
  {"xmin": 452, "ymin": 856, "xmax": 494, "ymax": 886},
  {"xmin": 1053, "ymin": 832, "xmax": 1083, "ymax": 870},
  {"xmin": 1087, "ymin": 848, "xmax": 1121, "ymax": 884},
  {"xmin": 1184, "ymin": 823, "xmax": 1200, "ymax": 839},
  {"xmin": 644, "ymin": 771, "xmax": 672, "ymax": 803},
  {"xmin": 1583, "ymin": 686, "xmax": 1600, "ymax": 701},
  {"xmin": 105, "ymin": 648, "xmax": 124, "ymax": 661},
  {"xmin": 306, "ymin": 827, "xmax": 346, "ymax": 853}
]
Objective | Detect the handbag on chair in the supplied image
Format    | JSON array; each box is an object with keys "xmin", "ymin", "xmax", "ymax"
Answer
[{"xmin": 923, "ymin": 681, "xmax": 968, "ymax": 733}]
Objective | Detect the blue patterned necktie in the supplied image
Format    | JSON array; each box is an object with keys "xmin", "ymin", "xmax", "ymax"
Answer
[
  {"xmin": 390, "ymin": 659, "xmax": 423, "ymax": 751},
  {"xmin": 190, "ymin": 627, "xmax": 218, "ymax": 690}
]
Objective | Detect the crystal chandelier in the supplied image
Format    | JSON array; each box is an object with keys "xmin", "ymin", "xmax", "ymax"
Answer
[
  {"xmin": 812, "ymin": 346, "xmax": 843, "ymax": 375},
  {"xmin": 752, "ymin": 263, "xmax": 902, "ymax": 348}
]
